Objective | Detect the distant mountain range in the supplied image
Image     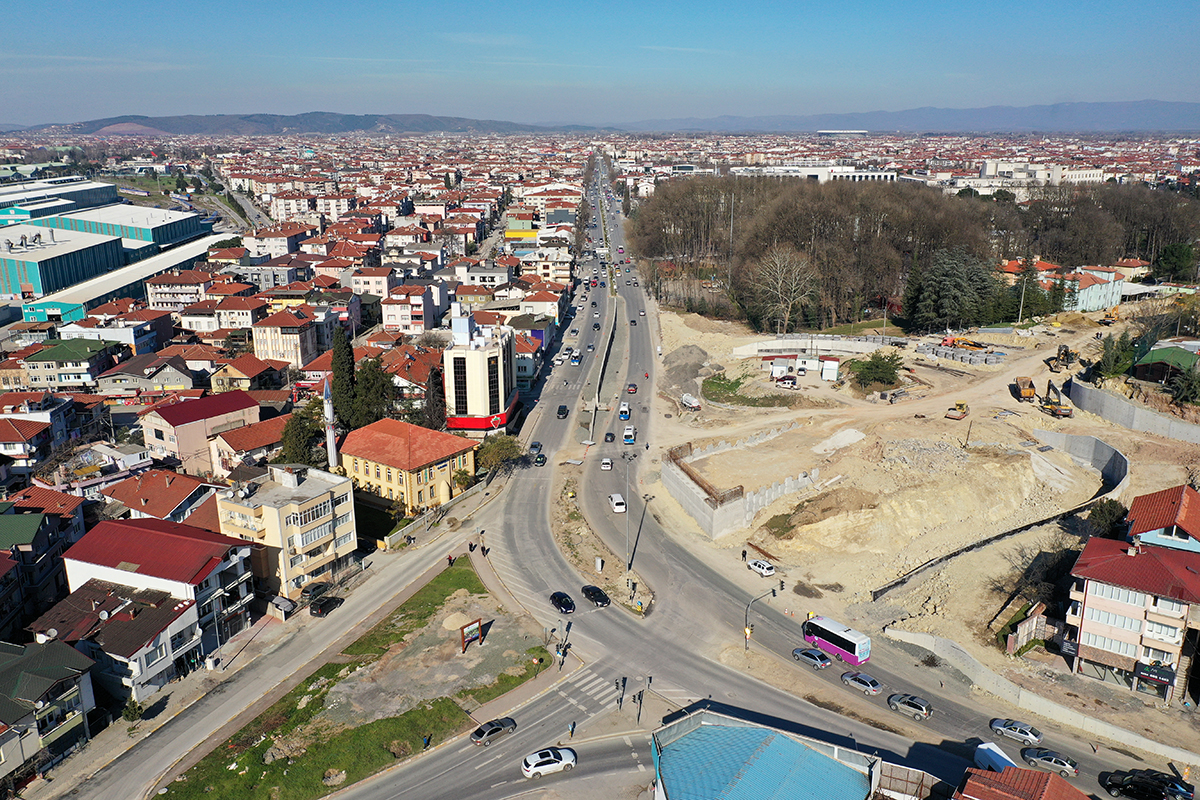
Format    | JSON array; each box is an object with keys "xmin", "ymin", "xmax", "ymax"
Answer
[
  {"xmin": 7, "ymin": 101, "xmax": 1200, "ymax": 136},
  {"xmin": 0, "ymin": 123, "xmax": 27, "ymax": 132},
  {"xmin": 27, "ymin": 112, "xmax": 571, "ymax": 136},
  {"xmin": 617, "ymin": 101, "xmax": 1200, "ymax": 133}
]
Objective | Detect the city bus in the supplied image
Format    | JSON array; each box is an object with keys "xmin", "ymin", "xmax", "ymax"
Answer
[{"xmin": 802, "ymin": 615, "xmax": 871, "ymax": 665}]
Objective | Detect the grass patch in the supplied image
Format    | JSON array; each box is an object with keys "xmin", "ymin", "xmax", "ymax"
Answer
[
  {"xmin": 820, "ymin": 319, "xmax": 904, "ymax": 337},
  {"xmin": 763, "ymin": 513, "xmax": 792, "ymax": 538},
  {"xmin": 456, "ymin": 646, "xmax": 551, "ymax": 706},
  {"xmin": 342, "ymin": 563, "xmax": 485, "ymax": 657},
  {"xmin": 1015, "ymin": 638, "xmax": 1045, "ymax": 657},
  {"xmin": 994, "ymin": 601, "xmax": 1033, "ymax": 649},
  {"xmin": 701, "ymin": 374, "xmax": 795, "ymax": 407},
  {"xmin": 227, "ymin": 662, "xmax": 346, "ymax": 755},
  {"xmin": 165, "ymin": 698, "xmax": 470, "ymax": 800}
]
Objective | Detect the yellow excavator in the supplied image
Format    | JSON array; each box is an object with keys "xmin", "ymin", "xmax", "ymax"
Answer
[
  {"xmin": 1100, "ymin": 306, "xmax": 1119, "ymax": 326},
  {"xmin": 1042, "ymin": 379, "xmax": 1073, "ymax": 418}
]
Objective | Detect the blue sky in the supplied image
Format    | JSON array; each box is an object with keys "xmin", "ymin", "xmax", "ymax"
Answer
[{"xmin": 3, "ymin": 0, "xmax": 1197, "ymax": 126}]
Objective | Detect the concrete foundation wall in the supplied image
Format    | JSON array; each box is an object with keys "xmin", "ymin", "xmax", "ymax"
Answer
[
  {"xmin": 732, "ymin": 333, "xmax": 907, "ymax": 360},
  {"xmin": 884, "ymin": 626, "xmax": 1200, "ymax": 766},
  {"xmin": 1067, "ymin": 379, "xmax": 1200, "ymax": 445},
  {"xmin": 1031, "ymin": 427, "xmax": 1130, "ymax": 500}
]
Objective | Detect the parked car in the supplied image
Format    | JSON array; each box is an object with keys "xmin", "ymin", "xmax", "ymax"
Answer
[
  {"xmin": 601, "ymin": 457, "xmax": 613, "ymax": 470},
  {"xmin": 627, "ymin": 383, "xmax": 637, "ymax": 394},
  {"xmin": 534, "ymin": 454, "xmax": 547, "ymax": 467},
  {"xmin": 841, "ymin": 671, "xmax": 883, "ymax": 695},
  {"xmin": 990, "ymin": 719, "xmax": 1042, "ymax": 746},
  {"xmin": 529, "ymin": 441, "xmax": 543, "ymax": 454},
  {"xmin": 887, "ymin": 694, "xmax": 932, "ymax": 721},
  {"xmin": 309, "ymin": 596, "xmax": 344, "ymax": 617},
  {"xmin": 792, "ymin": 648, "xmax": 831, "ymax": 670},
  {"xmin": 301, "ymin": 581, "xmax": 330, "ymax": 600},
  {"xmin": 581, "ymin": 585, "xmax": 610, "ymax": 607},
  {"xmin": 521, "ymin": 747, "xmax": 576, "ymax": 779},
  {"xmin": 1104, "ymin": 775, "xmax": 1175, "ymax": 800},
  {"xmin": 471, "ymin": 717, "xmax": 517, "ymax": 746},
  {"xmin": 549, "ymin": 592, "xmax": 575, "ymax": 613},
  {"xmin": 604, "ymin": 432, "xmax": 616, "ymax": 442},
  {"xmin": 1127, "ymin": 770, "xmax": 1195, "ymax": 800},
  {"xmin": 1021, "ymin": 748, "xmax": 1078, "ymax": 778},
  {"xmin": 747, "ymin": 559, "xmax": 775, "ymax": 577},
  {"xmin": 639, "ymin": 309, "xmax": 646, "ymax": 316}
]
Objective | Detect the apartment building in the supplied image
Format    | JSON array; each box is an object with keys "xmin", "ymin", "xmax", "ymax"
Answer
[
  {"xmin": 243, "ymin": 222, "xmax": 319, "ymax": 258},
  {"xmin": 140, "ymin": 391, "xmax": 261, "ymax": 476},
  {"xmin": 253, "ymin": 308, "xmax": 320, "ymax": 368},
  {"xmin": 340, "ymin": 418, "xmax": 477, "ymax": 515},
  {"xmin": 442, "ymin": 310, "xmax": 517, "ymax": 435},
  {"xmin": 21, "ymin": 339, "xmax": 130, "ymax": 391},
  {"xmin": 216, "ymin": 464, "xmax": 356, "ymax": 600},
  {"xmin": 381, "ymin": 285, "xmax": 437, "ymax": 333},
  {"xmin": 145, "ymin": 270, "xmax": 217, "ymax": 312},
  {"xmin": 1065, "ymin": 484, "xmax": 1200, "ymax": 703}
]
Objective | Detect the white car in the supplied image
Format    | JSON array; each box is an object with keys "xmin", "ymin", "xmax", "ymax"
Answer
[
  {"xmin": 521, "ymin": 747, "xmax": 576, "ymax": 779},
  {"xmin": 748, "ymin": 559, "xmax": 775, "ymax": 577},
  {"xmin": 600, "ymin": 458, "xmax": 613, "ymax": 471},
  {"xmin": 639, "ymin": 309, "xmax": 646, "ymax": 316}
]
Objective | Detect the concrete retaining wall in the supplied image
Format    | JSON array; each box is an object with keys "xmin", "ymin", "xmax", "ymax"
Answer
[
  {"xmin": 884, "ymin": 626, "xmax": 1200, "ymax": 767},
  {"xmin": 732, "ymin": 333, "xmax": 907, "ymax": 360},
  {"xmin": 1030, "ymin": 427, "xmax": 1130, "ymax": 500},
  {"xmin": 1067, "ymin": 379, "xmax": 1200, "ymax": 445}
]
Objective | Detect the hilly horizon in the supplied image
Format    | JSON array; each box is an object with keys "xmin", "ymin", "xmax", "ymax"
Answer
[{"xmin": 5, "ymin": 101, "xmax": 1200, "ymax": 136}]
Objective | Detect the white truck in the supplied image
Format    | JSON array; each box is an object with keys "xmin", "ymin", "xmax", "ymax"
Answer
[{"xmin": 974, "ymin": 743, "xmax": 1019, "ymax": 772}]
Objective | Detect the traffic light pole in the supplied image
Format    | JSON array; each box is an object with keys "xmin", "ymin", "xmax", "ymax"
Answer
[{"xmin": 744, "ymin": 581, "xmax": 784, "ymax": 652}]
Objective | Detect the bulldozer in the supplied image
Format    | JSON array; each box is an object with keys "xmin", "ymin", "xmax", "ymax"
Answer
[
  {"xmin": 945, "ymin": 401, "xmax": 970, "ymax": 420},
  {"xmin": 1042, "ymin": 379, "xmax": 1074, "ymax": 418}
]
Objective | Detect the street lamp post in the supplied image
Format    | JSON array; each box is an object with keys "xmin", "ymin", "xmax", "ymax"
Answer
[
  {"xmin": 744, "ymin": 581, "xmax": 783, "ymax": 652},
  {"xmin": 622, "ymin": 452, "xmax": 638, "ymax": 593}
]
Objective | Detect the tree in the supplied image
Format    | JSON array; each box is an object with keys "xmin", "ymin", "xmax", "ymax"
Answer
[
  {"xmin": 122, "ymin": 698, "xmax": 145, "ymax": 723},
  {"xmin": 476, "ymin": 434, "xmax": 522, "ymax": 472},
  {"xmin": 1170, "ymin": 364, "xmax": 1200, "ymax": 405},
  {"xmin": 174, "ymin": 172, "xmax": 188, "ymax": 192},
  {"xmin": 330, "ymin": 328, "xmax": 356, "ymax": 428},
  {"xmin": 854, "ymin": 350, "xmax": 904, "ymax": 388},
  {"xmin": 211, "ymin": 236, "xmax": 242, "ymax": 249},
  {"xmin": 753, "ymin": 246, "xmax": 819, "ymax": 334},
  {"xmin": 1155, "ymin": 243, "xmax": 1196, "ymax": 282},
  {"xmin": 453, "ymin": 468, "xmax": 475, "ymax": 490},
  {"xmin": 351, "ymin": 357, "xmax": 397, "ymax": 429},
  {"xmin": 191, "ymin": 176, "xmax": 203, "ymax": 193},
  {"xmin": 1087, "ymin": 499, "xmax": 1128, "ymax": 539},
  {"xmin": 956, "ymin": 187, "xmax": 980, "ymax": 198},
  {"xmin": 992, "ymin": 189, "xmax": 1016, "ymax": 203},
  {"xmin": 1095, "ymin": 332, "xmax": 1137, "ymax": 378},
  {"xmin": 276, "ymin": 401, "xmax": 324, "ymax": 467}
]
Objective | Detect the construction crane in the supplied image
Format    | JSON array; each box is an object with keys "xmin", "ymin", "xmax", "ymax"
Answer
[{"xmin": 1043, "ymin": 379, "xmax": 1074, "ymax": 417}]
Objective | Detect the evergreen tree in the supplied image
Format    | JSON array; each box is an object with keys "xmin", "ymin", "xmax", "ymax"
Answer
[
  {"xmin": 1048, "ymin": 278, "xmax": 1066, "ymax": 313},
  {"xmin": 351, "ymin": 357, "xmax": 397, "ymax": 429},
  {"xmin": 276, "ymin": 414, "xmax": 321, "ymax": 467},
  {"xmin": 330, "ymin": 328, "xmax": 356, "ymax": 428}
]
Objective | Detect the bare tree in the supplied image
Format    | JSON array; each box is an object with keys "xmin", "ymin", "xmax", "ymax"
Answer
[{"xmin": 755, "ymin": 246, "xmax": 819, "ymax": 333}]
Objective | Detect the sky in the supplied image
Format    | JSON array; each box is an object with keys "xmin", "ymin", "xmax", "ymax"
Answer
[{"xmin": 3, "ymin": 0, "xmax": 1198, "ymax": 127}]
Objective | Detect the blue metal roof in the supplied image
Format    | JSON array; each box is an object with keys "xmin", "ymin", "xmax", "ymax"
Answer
[{"xmin": 659, "ymin": 723, "xmax": 870, "ymax": 800}]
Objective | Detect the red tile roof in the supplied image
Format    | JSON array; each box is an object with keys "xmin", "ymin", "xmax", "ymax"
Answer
[
  {"xmin": 101, "ymin": 469, "xmax": 213, "ymax": 519},
  {"xmin": 957, "ymin": 767, "xmax": 1087, "ymax": 800},
  {"xmin": 9, "ymin": 485, "xmax": 84, "ymax": 516},
  {"xmin": 0, "ymin": 418, "xmax": 50, "ymax": 443},
  {"xmin": 64, "ymin": 518, "xmax": 244, "ymax": 585},
  {"xmin": 221, "ymin": 354, "xmax": 283, "ymax": 379},
  {"xmin": 340, "ymin": 418, "xmax": 475, "ymax": 471},
  {"xmin": 1127, "ymin": 484, "xmax": 1200, "ymax": 539},
  {"xmin": 148, "ymin": 390, "xmax": 258, "ymax": 428},
  {"xmin": 1072, "ymin": 536, "xmax": 1200, "ymax": 604},
  {"xmin": 255, "ymin": 309, "xmax": 314, "ymax": 328},
  {"xmin": 213, "ymin": 414, "xmax": 289, "ymax": 453}
]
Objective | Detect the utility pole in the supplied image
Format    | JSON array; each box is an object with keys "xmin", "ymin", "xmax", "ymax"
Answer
[
  {"xmin": 1016, "ymin": 274, "xmax": 1029, "ymax": 325},
  {"xmin": 744, "ymin": 581, "xmax": 784, "ymax": 652},
  {"xmin": 622, "ymin": 452, "xmax": 638, "ymax": 591}
]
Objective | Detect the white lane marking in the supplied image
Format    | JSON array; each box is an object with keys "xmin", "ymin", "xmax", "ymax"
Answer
[
  {"xmin": 623, "ymin": 736, "xmax": 632, "ymax": 747},
  {"xmin": 637, "ymin": 763, "xmax": 646, "ymax": 772}
]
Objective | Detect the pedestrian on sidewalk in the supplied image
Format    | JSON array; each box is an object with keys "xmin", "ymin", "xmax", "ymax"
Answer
[
  {"xmin": 741, "ymin": 549, "xmax": 747, "ymax": 562},
  {"xmin": 447, "ymin": 554, "xmax": 454, "ymax": 566},
  {"xmin": 568, "ymin": 721, "xmax": 576, "ymax": 739}
]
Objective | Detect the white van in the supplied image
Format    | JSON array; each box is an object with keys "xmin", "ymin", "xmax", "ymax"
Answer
[
  {"xmin": 618, "ymin": 402, "xmax": 630, "ymax": 420},
  {"xmin": 608, "ymin": 493, "xmax": 627, "ymax": 513},
  {"xmin": 622, "ymin": 425, "xmax": 636, "ymax": 445}
]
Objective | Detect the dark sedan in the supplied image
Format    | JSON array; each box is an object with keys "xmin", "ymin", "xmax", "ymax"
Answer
[
  {"xmin": 581, "ymin": 585, "xmax": 610, "ymax": 607},
  {"xmin": 309, "ymin": 596, "xmax": 344, "ymax": 617},
  {"xmin": 549, "ymin": 592, "xmax": 575, "ymax": 613}
]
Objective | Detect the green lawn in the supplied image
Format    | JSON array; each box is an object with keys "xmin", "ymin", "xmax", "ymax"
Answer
[
  {"xmin": 820, "ymin": 319, "xmax": 905, "ymax": 337},
  {"xmin": 341, "ymin": 563, "xmax": 486, "ymax": 657},
  {"xmin": 701, "ymin": 374, "xmax": 793, "ymax": 407}
]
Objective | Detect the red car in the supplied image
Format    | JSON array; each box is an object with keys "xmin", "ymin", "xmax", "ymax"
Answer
[{"xmin": 627, "ymin": 383, "xmax": 637, "ymax": 394}]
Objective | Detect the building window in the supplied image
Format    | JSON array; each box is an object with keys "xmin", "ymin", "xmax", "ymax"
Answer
[
  {"xmin": 386, "ymin": 468, "xmax": 392, "ymax": 482},
  {"xmin": 334, "ymin": 493, "xmax": 349, "ymax": 507},
  {"xmin": 375, "ymin": 465, "xmax": 381, "ymax": 478},
  {"xmin": 1081, "ymin": 631, "xmax": 1137, "ymax": 658},
  {"xmin": 1083, "ymin": 606, "xmax": 1142, "ymax": 631},
  {"xmin": 145, "ymin": 642, "xmax": 167, "ymax": 668},
  {"xmin": 488, "ymin": 355, "xmax": 500, "ymax": 415},
  {"xmin": 1145, "ymin": 620, "xmax": 1180, "ymax": 642},
  {"xmin": 1154, "ymin": 597, "xmax": 1185, "ymax": 615},
  {"xmin": 1090, "ymin": 583, "xmax": 1146, "ymax": 608},
  {"xmin": 285, "ymin": 500, "xmax": 331, "ymax": 528},
  {"xmin": 353, "ymin": 460, "xmax": 359, "ymax": 473},
  {"xmin": 1144, "ymin": 646, "xmax": 1175, "ymax": 664},
  {"xmin": 453, "ymin": 357, "xmax": 468, "ymax": 415},
  {"xmin": 334, "ymin": 532, "xmax": 354, "ymax": 549}
]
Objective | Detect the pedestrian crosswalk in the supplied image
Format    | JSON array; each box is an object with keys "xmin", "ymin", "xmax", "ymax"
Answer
[{"xmin": 558, "ymin": 666, "xmax": 622, "ymax": 715}]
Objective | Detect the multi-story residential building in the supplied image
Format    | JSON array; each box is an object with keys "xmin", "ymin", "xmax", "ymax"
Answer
[
  {"xmin": 340, "ymin": 418, "xmax": 477, "ymax": 515},
  {"xmin": 381, "ymin": 285, "xmax": 436, "ymax": 333},
  {"xmin": 0, "ymin": 418, "xmax": 52, "ymax": 481},
  {"xmin": 243, "ymin": 222, "xmax": 319, "ymax": 259},
  {"xmin": 442, "ymin": 310, "xmax": 518, "ymax": 436},
  {"xmin": 0, "ymin": 640, "xmax": 95, "ymax": 788},
  {"xmin": 1065, "ymin": 484, "xmax": 1200, "ymax": 703},
  {"xmin": 253, "ymin": 308, "xmax": 319, "ymax": 368},
  {"xmin": 21, "ymin": 339, "xmax": 130, "ymax": 391},
  {"xmin": 44, "ymin": 518, "xmax": 254, "ymax": 700},
  {"xmin": 145, "ymin": 270, "xmax": 217, "ymax": 312},
  {"xmin": 218, "ymin": 259, "xmax": 304, "ymax": 291},
  {"xmin": 513, "ymin": 332, "xmax": 543, "ymax": 390},
  {"xmin": 0, "ymin": 506, "xmax": 68, "ymax": 620},
  {"xmin": 140, "ymin": 391, "xmax": 261, "ymax": 476},
  {"xmin": 210, "ymin": 354, "xmax": 289, "ymax": 394},
  {"xmin": 96, "ymin": 354, "xmax": 195, "ymax": 396},
  {"xmin": 58, "ymin": 309, "xmax": 172, "ymax": 355},
  {"xmin": 350, "ymin": 266, "xmax": 400, "ymax": 298},
  {"xmin": 101, "ymin": 468, "xmax": 221, "ymax": 523},
  {"xmin": 216, "ymin": 464, "xmax": 357, "ymax": 600},
  {"xmin": 209, "ymin": 415, "xmax": 290, "ymax": 478},
  {"xmin": 31, "ymin": 441, "xmax": 152, "ymax": 500},
  {"xmin": 9, "ymin": 485, "xmax": 86, "ymax": 546},
  {"xmin": 0, "ymin": 391, "xmax": 76, "ymax": 450}
]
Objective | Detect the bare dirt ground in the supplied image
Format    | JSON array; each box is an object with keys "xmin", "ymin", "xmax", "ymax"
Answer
[{"xmin": 642, "ymin": 302, "xmax": 1200, "ymax": 746}]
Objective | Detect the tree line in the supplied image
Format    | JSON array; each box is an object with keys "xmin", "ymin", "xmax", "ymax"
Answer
[{"xmin": 628, "ymin": 177, "xmax": 1200, "ymax": 332}]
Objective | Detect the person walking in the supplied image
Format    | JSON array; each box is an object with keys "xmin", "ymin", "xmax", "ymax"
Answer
[
  {"xmin": 447, "ymin": 554, "xmax": 454, "ymax": 567},
  {"xmin": 741, "ymin": 549, "xmax": 747, "ymax": 562},
  {"xmin": 568, "ymin": 721, "xmax": 576, "ymax": 739}
]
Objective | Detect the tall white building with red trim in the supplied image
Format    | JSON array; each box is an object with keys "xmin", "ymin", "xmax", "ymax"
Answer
[{"xmin": 442, "ymin": 306, "xmax": 517, "ymax": 437}]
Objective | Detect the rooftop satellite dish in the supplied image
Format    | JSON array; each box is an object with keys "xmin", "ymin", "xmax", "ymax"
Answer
[
  {"xmin": 98, "ymin": 610, "xmax": 109, "ymax": 620},
  {"xmin": 46, "ymin": 628, "xmax": 58, "ymax": 639}
]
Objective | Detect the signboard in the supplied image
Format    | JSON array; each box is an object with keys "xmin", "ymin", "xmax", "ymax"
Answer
[
  {"xmin": 460, "ymin": 617, "xmax": 483, "ymax": 654},
  {"xmin": 1058, "ymin": 639, "xmax": 1079, "ymax": 657},
  {"xmin": 1134, "ymin": 662, "xmax": 1175, "ymax": 685}
]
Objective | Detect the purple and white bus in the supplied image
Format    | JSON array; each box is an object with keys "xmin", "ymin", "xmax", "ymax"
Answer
[{"xmin": 803, "ymin": 615, "xmax": 871, "ymax": 665}]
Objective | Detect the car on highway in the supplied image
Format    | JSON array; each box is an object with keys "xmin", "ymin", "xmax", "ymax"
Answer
[
  {"xmin": 582, "ymin": 585, "xmax": 611, "ymax": 607},
  {"xmin": 471, "ymin": 717, "xmax": 517, "ymax": 746},
  {"xmin": 747, "ymin": 559, "xmax": 775, "ymax": 577},
  {"xmin": 587, "ymin": 343, "xmax": 595, "ymax": 351},
  {"xmin": 309, "ymin": 596, "xmax": 344, "ymax": 617},
  {"xmin": 1126, "ymin": 770, "xmax": 1194, "ymax": 800},
  {"xmin": 593, "ymin": 312, "xmax": 599, "ymax": 318},
  {"xmin": 521, "ymin": 747, "xmax": 576, "ymax": 779},
  {"xmin": 1020, "ymin": 748, "xmax": 1078, "ymax": 777},
  {"xmin": 627, "ymin": 383, "xmax": 637, "ymax": 394},
  {"xmin": 604, "ymin": 432, "xmax": 616, "ymax": 442},
  {"xmin": 529, "ymin": 441, "xmax": 543, "ymax": 454},
  {"xmin": 792, "ymin": 648, "xmax": 832, "ymax": 670},
  {"xmin": 301, "ymin": 581, "xmax": 330, "ymax": 600},
  {"xmin": 533, "ymin": 454, "xmax": 547, "ymax": 467},
  {"xmin": 591, "ymin": 301, "xmax": 597, "ymax": 308},
  {"xmin": 887, "ymin": 694, "xmax": 932, "ymax": 721},
  {"xmin": 593, "ymin": 323, "xmax": 600, "ymax": 330},
  {"xmin": 601, "ymin": 457, "xmax": 613, "ymax": 470},
  {"xmin": 630, "ymin": 319, "xmax": 637, "ymax": 325},
  {"xmin": 1104, "ymin": 775, "xmax": 1177, "ymax": 800},
  {"xmin": 841, "ymin": 671, "xmax": 883, "ymax": 695},
  {"xmin": 556, "ymin": 405, "xmax": 569, "ymax": 419},
  {"xmin": 989, "ymin": 719, "xmax": 1042, "ymax": 746},
  {"xmin": 549, "ymin": 592, "xmax": 575, "ymax": 613},
  {"xmin": 639, "ymin": 309, "xmax": 646, "ymax": 316},
  {"xmin": 569, "ymin": 328, "xmax": 579, "ymax": 336},
  {"xmin": 600, "ymin": 281, "xmax": 606, "ymax": 287}
]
